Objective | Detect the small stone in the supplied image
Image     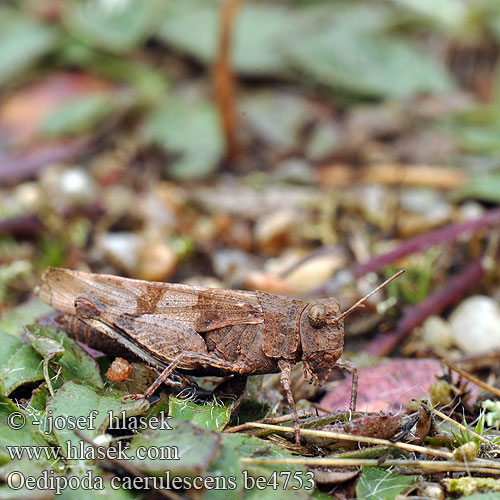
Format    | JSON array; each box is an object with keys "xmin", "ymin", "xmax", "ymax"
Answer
[
  {"xmin": 136, "ymin": 242, "xmax": 177, "ymax": 282},
  {"xmin": 419, "ymin": 484, "xmax": 443, "ymax": 500},
  {"xmin": 400, "ymin": 187, "xmax": 452, "ymax": 220},
  {"xmin": 254, "ymin": 209, "xmax": 301, "ymax": 255},
  {"xmin": 452, "ymin": 441, "xmax": 478, "ymax": 462},
  {"xmin": 244, "ymin": 271, "xmax": 291, "ymax": 295},
  {"xmin": 102, "ymin": 185, "xmax": 136, "ymax": 216},
  {"xmin": 96, "ymin": 232, "xmax": 141, "ymax": 274},
  {"xmin": 345, "ymin": 185, "xmax": 390, "ymax": 227},
  {"xmin": 459, "ymin": 201, "xmax": 484, "ymax": 221},
  {"xmin": 285, "ymin": 254, "xmax": 345, "ymax": 295},
  {"xmin": 421, "ymin": 316, "xmax": 454, "ymax": 349},
  {"xmin": 14, "ymin": 182, "xmax": 42, "ymax": 211},
  {"xmin": 305, "ymin": 122, "xmax": 340, "ymax": 161},
  {"xmin": 211, "ymin": 249, "xmax": 258, "ymax": 285},
  {"xmin": 273, "ymin": 158, "xmax": 318, "ymax": 185},
  {"xmin": 449, "ymin": 296, "xmax": 500, "ymax": 354},
  {"xmin": 57, "ymin": 167, "xmax": 97, "ymax": 205}
]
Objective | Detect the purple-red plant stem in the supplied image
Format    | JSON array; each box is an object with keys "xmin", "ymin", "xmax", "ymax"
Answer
[
  {"xmin": 366, "ymin": 258, "xmax": 485, "ymax": 357},
  {"xmin": 316, "ymin": 206, "xmax": 500, "ymax": 296},
  {"xmin": 0, "ymin": 214, "xmax": 42, "ymax": 237}
]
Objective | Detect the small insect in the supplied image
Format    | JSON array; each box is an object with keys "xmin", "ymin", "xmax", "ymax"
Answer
[{"xmin": 36, "ymin": 267, "xmax": 403, "ymax": 443}]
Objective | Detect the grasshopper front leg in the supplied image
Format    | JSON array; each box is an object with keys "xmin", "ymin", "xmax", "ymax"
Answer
[
  {"xmin": 335, "ymin": 358, "xmax": 358, "ymax": 412},
  {"xmin": 278, "ymin": 359, "xmax": 301, "ymax": 445}
]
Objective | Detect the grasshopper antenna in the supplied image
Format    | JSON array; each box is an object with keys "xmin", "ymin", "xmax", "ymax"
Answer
[{"xmin": 328, "ymin": 269, "xmax": 405, "ymax": 324}]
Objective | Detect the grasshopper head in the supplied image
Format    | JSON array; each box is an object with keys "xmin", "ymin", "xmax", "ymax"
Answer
[{"xmin": 299, "ymin": 299, "xmax": 344, "ymax": 384}]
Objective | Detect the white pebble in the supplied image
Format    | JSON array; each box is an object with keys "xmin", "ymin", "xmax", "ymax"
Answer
[
  {"xmin": 449, "ymin": 296, "xmax": 500, "ymax": 354},
  {"xmin": 96, "ymin": 232, "xmax": 141, "ymax": 274},
  {"xmin": 421, "ymin": 316, "xmax": 454, "ymax": 349},
  {"xmin": 58, "ymin": 167, "xmax": 97, "ymax": 205}
]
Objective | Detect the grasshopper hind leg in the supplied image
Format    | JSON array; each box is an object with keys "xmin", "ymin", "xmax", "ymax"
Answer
[{"xmin": 122, "ymin": 352, "xmax": 251, "ymax": 403}]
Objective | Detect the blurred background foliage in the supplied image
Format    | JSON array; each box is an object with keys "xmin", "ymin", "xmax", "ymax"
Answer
[{"xmin": 1, "ymin": 0, "xmax": 500, "ymax": 304}]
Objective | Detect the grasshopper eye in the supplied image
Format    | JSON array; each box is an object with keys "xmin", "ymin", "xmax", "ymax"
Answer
[{"xmin": 308, "ymin": 304, "xmax": 326, "ymax": 328}]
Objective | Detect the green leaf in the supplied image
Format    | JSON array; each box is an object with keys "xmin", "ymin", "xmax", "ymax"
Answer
[
  {"xmin": 391, "ymin": 0, "xmax": 469, "ymax": 33},
  {"xmin": 228, "ymin": 399, "xmax": 270, "ymax": 427},
  {"xmin": 157, "ymin": 1, "xmax": 295, "ymax": 76},
  {"xmin": 143, "ymin": 95, "xmax": 225, "ymax": 179},
  {"xmin": 41, "ymin": 93, "xmax": 115, "ymax": 137},
  {"xmin": 0, "ymin": 331, "xmax": 44, "ymax": 395},
  {"xmin": 0, "ymin": 459, "xmax": 56, "ymax": 499},
  {"xmin": 203, "ymin": 440, "xmax": 242, "ymax": 500},
  {"xmin": 240, "ymin": 91, "xmax": 317, "ymax": 153},
  {"xmin": 126, "ymin": 419, "xmax": 221, "ymax": 477},
  {"xmin": 288, "ymin": 29, "xmax": 453, "ymax": 98},
  {"xmin": 356, "ymin": 467, "xmax": 420, "ymax": 500},
  {"xmin": 223, "ymin": 434, "xmax": 312, "ymax": 493},
  {"xmin": 58, "ymin": 479, "xmax": 136, "ymax": 500},
  {"xmin": 243, "ymin": 490, "xmax": 311, "ymax": 500},
  {"xmin": 26, "ymin": 326, "xmax": 103, "ymax": 389},
  {"xmin": 0, "ymin": 298, "xmax": 52, "ymax": 336},
  {"xmin": 56, "ymin": 40, "xmax": 169, "ymax": 107},
  {"xmin": 460, "ymin": 494, "xmax": 500, "ymax": 500},
  {"xmin": 0, "ymin": 6, "xmax": 58, "ymax": 86},
  {"xmin": 455, "ymin": 173, "xmax": 500, "ymax": 203},
  {"xmin": 45, "ymin": 381, "xmax": 149, "ymax": 458},
  {"xmin": 64, "ymin": 0, "xmax": 164, "ymax": 53},
  {"xmin": 169, "ymin": 395, "xmax": 231, "ymax": 431},
  {"xmin": 456, "ymin": 126, "xmax": 500, "ymax": 154},
  {"xmin": 0, "ymin": 394, "xmax": 50, "ymax": 466}
]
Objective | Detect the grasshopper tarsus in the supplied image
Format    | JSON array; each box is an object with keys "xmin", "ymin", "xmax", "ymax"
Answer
[{"xmin": 121, "ymin": 394, "xmax": 145, "ymax": 403}]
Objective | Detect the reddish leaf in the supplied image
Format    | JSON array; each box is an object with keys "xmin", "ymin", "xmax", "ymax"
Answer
[
  {"xmin": 321, "ymin": 359, "xmax": 445, "ymax": 413},
  {"xmin": 0, "ymin": 71, "xmax": 113, "ymax": 146}
]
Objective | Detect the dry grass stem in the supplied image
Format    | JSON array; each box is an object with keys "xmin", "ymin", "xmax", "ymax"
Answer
[
  {"xmin": 319, "ymin": 164, "xmax": 468, "ymax": 190},
  {"xmin": 248, "ymin": 423, "xmax": 453, "ymax": 459},
  {"xmin": 442, "ymin": 359, "xmax": 500, "ymax": 398},
  {"xmin": 225, "ymin": 411, "xmax": 310, "ymax": 433},
  {"xmin": 240, "ymin": 457, "xmax": 500, "ymax": 475}
]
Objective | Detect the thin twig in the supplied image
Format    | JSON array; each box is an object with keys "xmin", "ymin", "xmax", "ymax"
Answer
[
  {"xmin": 442, "ymin": 359, "xmax": 500, "ymax": 398},
  {"xmin": 213, "ymin": 0, "xmax": 243, "ymax": 161},
  {"xmin": 247, "ymin": 423, "xmax": 452, "ymax": 459},
  {"xmin": 319, "ymin": 164, "xmax": 468, "ymax": 190},
  {"xmin": 240, "ymin": 457, "xmax": 500, "ymax": 474}
]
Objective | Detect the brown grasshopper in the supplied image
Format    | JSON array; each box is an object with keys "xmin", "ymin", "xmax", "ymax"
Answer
[{"xmin": 35, "ymin": 267, "xmax": 403, "ymax": 443}]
